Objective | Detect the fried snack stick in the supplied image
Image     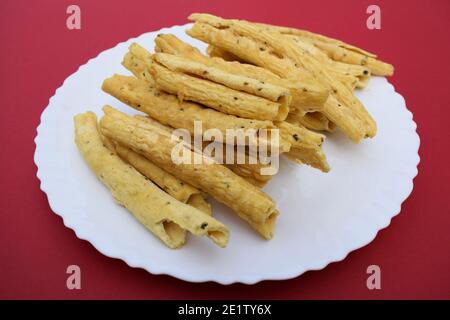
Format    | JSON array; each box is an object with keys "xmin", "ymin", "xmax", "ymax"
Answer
[
  {"xmin": 185, "ymin": 23, "xmax": 341, "ymax": 133},
  {"xmin": 207, "ymin": 44, "xmax": 245, "ymax": 62},
  {"xmin": 187, "ymin": 15, "xmax": 376, "ymax": 142},
  {"xmin": 123, "ymin": 55, "xmax": 329, "ymax": 174},
  {"xmin": 102, "ymin": 73, "xmax": 274, "ymax": 146},
  {"xmin": 209, "ymin": 42, "xmax": 366, "ymax": 91},
  {"xmin": 188, "ymin": 14, "xmax": 376, "ymax": 121},
  {"xmin": 287, "ymin": 111, "xmax": 335, "ymax": 132},
  {"xmin": 199, "ymin": 140, "xmax": 274, "ymax": 188},
  {"xmin": 154, "ymin": 35, "xmax": 328, "ymax": 113},
  {"xmin": 279, "ymin": 36, "xmax": 371, "ymax": 77},
  {"xmin": 153, "ymin": 52, "xmax": 291, "ymax": 113},
  {"xmin": 136, "ymin": 115, "xmax": 272, "ymax": 188},
  {"xmin": 102, "ymin": 75, "xmax": 290, "ymax": 153},
  {"xmin": 307, "ymin": 40, "xmax": 394, "ymax": 77},
  {"xmin": 110, "ymin": 142, "xmax": 212, "ymax": 215},
  {"xmin": 150, "ymin": 59, "xmax": 289, "ymax": 121},
  {"xmin": 100, "ymin": 106, "xmax": 279, "ymax": 239},
  {"xmin": 134, "ymin": 92, "xmax": 326, "ymax": 178},
  {"xmin": 242, "ymin": 21, "xmax": 393, "ymax": 76},
  {"xmin": 100, "ymin": 125, "xmax": 207, "ymax": 208},
  {"xmin": 74, "ymin": 112, "xmax": 228, "ymax": 248},
  {"xmin": 137, "ymin": 110, "xmax": 326, "ymax": 185},
  {"xmin": 255, "ymin": 22, "xmax": 393, "ymax": 76},
  {"xmin": 267, "ymin": 36, "xmax": 366, "ymax": 90},
  {"xmin": 153, "ymin": 35, "xmax": 331, "ymax": 132},
  {"xmin": 155, "ymin": 36, "xmax": 331, "ymax": 135},
  {"xmin": 276, "ymin": 121, "xmax": 330, "ymax": 172},
  {"xmin": 262, "ymin": 24, "xmax": 393, "ymax": 76},
  {"xmin": 187, "ymin": 22, "xmax": 346, "ymax": 135}
]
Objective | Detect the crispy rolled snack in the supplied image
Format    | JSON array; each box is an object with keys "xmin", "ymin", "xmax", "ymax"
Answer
[
  {"xmin": 111, "ymin": 142, "xmax": 211, "ymax": 215},
  {"xmin": 322, "ymin": 95, "xmax": 368, "ymax": 141},
  {"xmin": 287, "ymin": 111, "xmax": 335, "ymax": 132},
  {"xmin": 154, "ymin": 35, "xmax": 331, "ymax": 140},
  {"xmin": 276, "ymin": 121, "xmax": 330, "ymax": 172},
  {"xmin": 187, "ymin": 15, "xmax": 376, "ymax": 142},
  {"xmin": 154, "ymin": 35, "xmax": 328, "ymax": 113},
  {"xmin": 135, "ymin": 117, "xmax": 273, "ymax": 188},
  {"xmin": 252, "ymin": 22, "xmax": 392, "ymax": 76},
  {"xmin": 137, "ymin": 116, "xmax": 272, "ymax": 188},
  {"xmin": 102, "ymin": 126, "xmax": 212, "ymax": 215},
  {"xmin": 102, "ymin": 75, "xmax": 290, "ymax": 153},
  {"xmin": 310, "ymin": 41, "xmax": 394, "ymax": 76},
  {"xmin": 122, "ymin": 52, "xmax": 328, "ymax": 175},
  {"xmin": 207, "ymin": 44, "xmax": 245, "ymax": 62},
  {"xmin": 74, "ymin": 111, "xmax": 228, "ymax": 248},
  {"xmin": 150, "ymin": 60, "xmax": 289, "ymax": 121},
  {"xmin": 200, "ymin": 140, "xmax": 274, "ymax": 187},
  {"xmin": 102, "ymin": 74, "xmax": 266, "ymax": 138},
  {"xmin": 100, "ymin": 106, "xmax": 279, "ymax": 239},
  {"xmin": 268, "ymin": 24, "xmax": 393, "ymax": 76},
  {"xmin": 226, "ymin": 162, "xmax": 272, "ymax": 188},
  {"xmin": 254, "ymin": 22, "xmax": 377, "ymax": 57},
  {"xmin": 283, "ymin": 34, "xmax": 368, "ymax": 90},
  {"xmin": 186, "ymin": 193, "xmax": 212, "ymax": 215},
  {"xmin": 122, "ymin": 51, "xmax": 154, "ymax": 84},
  {"xmin": 156, "ymin": 35, "xmax": 288, "ymax": 81},
  {"xmin": 153, "ymin": 52, "xmax": 291, "ymax": 110}
]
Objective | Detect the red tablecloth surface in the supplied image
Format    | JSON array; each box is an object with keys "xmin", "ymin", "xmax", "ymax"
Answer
[{"xmin": 1, "ymin": 0, "xmax": 449, "ymax": 299}]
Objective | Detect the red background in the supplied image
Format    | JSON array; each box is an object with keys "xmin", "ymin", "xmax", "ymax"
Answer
[{"xmin": 1, "ymin": 0, "xmax": 449, "ymax": 299}]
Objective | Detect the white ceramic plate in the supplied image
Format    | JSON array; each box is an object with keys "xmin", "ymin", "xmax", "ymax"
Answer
[{"xmin": 34, "ymin": 24, "xmax": 420, "ymax": 284}]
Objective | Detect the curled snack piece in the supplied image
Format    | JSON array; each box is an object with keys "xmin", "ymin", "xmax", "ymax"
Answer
[
  {"xmin": 100, "ymin": 106, "xmax": 279, "ymax": 239},
  {"xmin": 276, "ymin": 121, "xmax": 330, "ymax": 172},
  {"xmin": 187, "ymin": 14, "xmax": 377, "ymax": 142},
  {"xmin": 154, "ymin": 35, "xmax": 328, "ymax": 113},
  {"xmin": 221, "ymin": 17, "xmax": 394, "ymax": 76},
  {"xmin": 153, "ymin": 52, "xmax": 291, "ymax": 113},
  {"xmin": 110, "ymin": 142, "xmax": 211, "ymax": 215},
  {"xmin": 287, "ymin": 111, "xmax": 335, "ymax": 132},
  {"xmin": 150, "ymin": 61, "xmax": 288, "ymax": 121},
  {"xmin": 74, "ymin": 111, "xmax": 228, "ymax": 248},
  {"xmin": 102, "ymin": 75, "xmax": 290, "ymax": 153}
]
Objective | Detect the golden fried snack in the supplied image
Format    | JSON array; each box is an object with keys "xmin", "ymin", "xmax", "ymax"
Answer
[
  {"xmin": 153, "ymin": 52, "xmax": 291, "ymax": 111},
  {"xmin": 154, "ymin": 35, "xmax": 328, "ymax": 113},
  {"xmin": 276, "ymin": 121, "xmax": 330, "ymax": 172},
  {"xmin": 187, "ymin": 14, "xmax": 376, "ymax": 142},
  {"xmin": 102, "ymin": 75, "xmax": 290, "ymax": 153},
  {"xmin": 99, "ymin": 106, "xmax": 279, "ymax": 239},
  {"xmin": 206, "ymin": 44, "xmax": 245, "ymax": 62},
  {"xmin": 287, "ymin": 111, "xmax": 335, "ymax": 132},
  {"xmin": 186, "ymin": 193, "xmax": 212, "ymax": 216},
  {"xmin": 102, "ymin": 125, "xmax": 212, "ymax": 215},
  {"xmin": 122, "ymin": 41, "xmax": 327, "ymax": 172},
  {"xmin": 110, "ymin": 142, "xmax": 211, "ymax": 215},
  {"xmin": 254, "ymin": 22, "xmax": 377, "ymax": 57},
  {"xmin": 150, "ymin": 60, "xmax": 289, "ymax": 121},
  {"xmin": 102, "ymin": 74, "xmax": 265, "ymax": 134},
  {"xmin": 310, "ymin": 41, "xmax": 394, "ymax": 76},
  {"xmin": 122, "ymin": 51, "xmax": 154, "ymax": 84},
  {"xmin": 241, "ymin": 20, "xmax": 393, "ymax": 76},
  {"xmin": 136, "ymin": 116, "xmax": 273, "ymax": 188},
  {"xmin": 198, "ymin": 140, "xmax": 274, "ymax": 187},
  {"xmin": 282, "ymin": 35, "xmax": 368, "ymax": 90},
  {"xmin": 136, "ymin": 115, "xmax": 273, "ymax": 187},
  {"xmin": 74, "ymin": 111, "xmax": 228, "ymax": 248},
  {"xmin": 226, "ymin": 163, "xmax": 272, "ymax": 188},
  {"xmin": 154, "ymin": 36, "xmax": 333, "ymax": 136}
]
